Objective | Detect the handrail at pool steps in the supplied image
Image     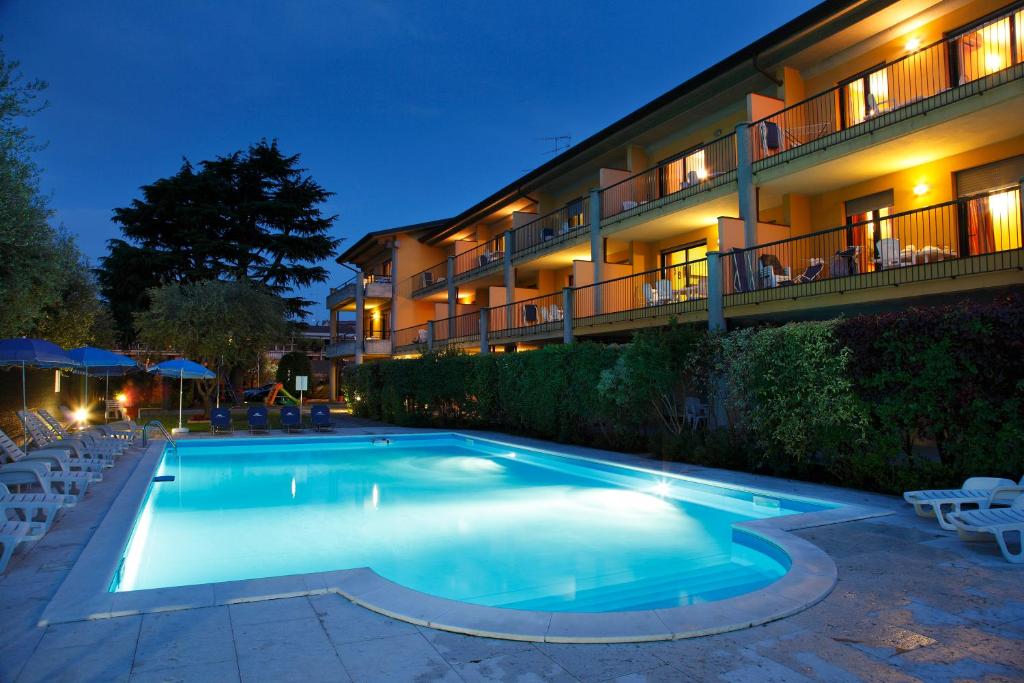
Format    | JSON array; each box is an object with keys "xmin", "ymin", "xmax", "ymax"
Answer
[
  {"xmin": 141, "ymin": 419, "xmax": 177, "ymax": 452},
  {"xmin": 720, "ymin": 188, "xmax": 1024, "ymax": 306}
]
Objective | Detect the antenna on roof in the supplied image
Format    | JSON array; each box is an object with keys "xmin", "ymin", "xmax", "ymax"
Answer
[{"xmin": 538, "ymin": 135, "xmax": 572, "ymax": 157}]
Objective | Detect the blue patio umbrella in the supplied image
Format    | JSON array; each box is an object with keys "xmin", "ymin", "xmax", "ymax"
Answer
[
  {"xmin": 0, "ymin": 338, "xmax": 80, "ymax": 446},
  {"xmin": 148, "ymin": 359, "xmax": 216, "ymax": 432},
  {"xmin": 68, "ymin": 347, "xmax": 140, "ymax": 416}
]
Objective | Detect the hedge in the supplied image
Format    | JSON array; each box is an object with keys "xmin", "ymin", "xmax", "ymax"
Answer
[{"xmin": 343, "ymin": 295, "xmax": 1024, "ymax": 495}]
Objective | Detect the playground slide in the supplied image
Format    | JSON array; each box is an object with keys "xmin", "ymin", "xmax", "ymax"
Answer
[{"xmin": 265, "ymin": 383, "xmax": 300, "ymax": 406}]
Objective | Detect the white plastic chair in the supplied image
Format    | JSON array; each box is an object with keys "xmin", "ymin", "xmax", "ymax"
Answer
[{"xmin": 904, "ymin": 477, "xmax": 1023, "ymax": 531}]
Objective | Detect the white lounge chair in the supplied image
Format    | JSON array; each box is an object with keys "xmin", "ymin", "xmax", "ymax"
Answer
[
  {"xmin": 1, "ymin": 482, "xmax": 69, "ymax": 537},
  {"xmin": 38, "ymin": 408, "xmax": 136, "ymax": 445},
  {"xmin": 949, "ymin": 496, "xmax": 1024, "ymax": 564},
  {"xmin": 642, "ymin": 283, "xmax": 657, "ymax": 306},
  {"xmin": 1, "ymin": 521, "xmax": 44, "ymax": 574},
  {"xmin": 904, "ymin": 477, "xmax": 1023, "ymax": 531},
  {"xmin": 0, "ymin": 430, "xmax": 97, "ymax": 497},
  {"xmin": 19, "ymin": 411, "xmax": 118, "ymax": 466}
]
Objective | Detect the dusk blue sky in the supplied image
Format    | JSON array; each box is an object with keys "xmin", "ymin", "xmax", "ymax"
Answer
[{"xmin": 3, "ymin": 0, "xmax": 816, "ymax": 320}]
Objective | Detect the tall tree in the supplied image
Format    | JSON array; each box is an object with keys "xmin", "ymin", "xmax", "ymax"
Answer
[
  {"xmin": 0, "ymin": 40, "xmax": 111, "ymax": 343},
  {"xmin": 99, "ymin": 140, "xmax": 339, "ymax": 340},
  {"xmin": 134, "ymin": 279, "xmax": 288, "ymax": 408}
]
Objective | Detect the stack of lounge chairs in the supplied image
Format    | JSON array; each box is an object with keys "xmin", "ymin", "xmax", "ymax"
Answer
[
  {"xmin": 904, "ymin": 476, "xmax": 1024, "ymax": 563},
  {"xmin": 0, "ymin": 410, "xmax": 141, "ymax": 573}
]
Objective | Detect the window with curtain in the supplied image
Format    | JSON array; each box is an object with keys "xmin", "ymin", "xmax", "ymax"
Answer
[
  {"xmin": 845, "ymin": 190, "xmax": 895, "ymax": 271},
  {"xmin": 660, "ymin": 241, "xmax": 708, "ymax": 295},
  {"xmin": 956, "ymin": 155, "xmax": 1024, "ymax": 255},
  {"xmin": 952, "ymin": 5, "xmax": 1023, "ymax": 85}
]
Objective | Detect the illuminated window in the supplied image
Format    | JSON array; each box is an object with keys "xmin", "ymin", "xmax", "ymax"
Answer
[
  {"xmin": 845, "ymin": 190, "xmax": 895, "ymax": 272},
  {"xmin": 842, "ymin": 65, "xmax": 889, "ymax": 125},
  {"xmin": 661, "ymin": 241, "xmax": 708, "ymax": 293},
  {"xmin": 953, "ymin": 6, "xmax": 1022, "ymax": 85}
]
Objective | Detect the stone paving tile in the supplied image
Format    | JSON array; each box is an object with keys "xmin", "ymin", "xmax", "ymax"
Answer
[
  {"xmin": 228, "ymin": 596, "xmax": 317, "ymax": 626},
  {"xmin": 415, "ymin": 624, "xmax": 536, "ymax": 664},
  {"xmin": 311, "ymin": 592, "xmax": 418, "ymax": 644},
  {"xmin": 17, "ymin": 638, "xmax": 137, "ymax": 683},
  {"xmin": 128, "ymin": 659, "xmax": 241, "ymax": 683},
  {"xmin": 333, "ymin": 632, "xmax": 461, "ymax": 682},
  {"xmin": 451, "ymin": 647, "xmax": 578, "ymax": 682},
  {"xmin": 133, "ymin": 606, "xmax": 236, "ymax": 673},
  {"xmin": 36, "ymin": 614, "xmax": 142, "ymax": 651},
  {"xmin": 233, "ymin": 615, "xmax": 350, "ymax": 683},
  {"xmin": 611, "ymin": 663, "xmax": 698, "ymax": 682},
  {"xmin": 536, "ymin": 642, "xmax": 669, "ymax": 682}
]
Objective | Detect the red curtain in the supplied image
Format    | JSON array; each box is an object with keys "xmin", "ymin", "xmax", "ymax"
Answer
[{"xmin": 967, "ymin": 197, "xmax": 995, "ymax": 255}]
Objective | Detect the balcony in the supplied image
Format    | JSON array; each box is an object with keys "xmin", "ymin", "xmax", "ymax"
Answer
[
  {"xmin": 324, "ymin": 335, "xmax": 392, "ymax": 359},
  {"xmin": 511, "ymin": 202, "xmax": 590, "ymax": 262},
  {"xmin": 489, "ymin": 291, "xmax": 565, "ymax": 345},
  {"xmin": 599, "ymin": 134, "xmax": 738, "ymax": 224},
  {"xmin": 433, "ymin": 310, "xmax": 481, "ymax": 346},
  {"xmin": 407, "ymin": 261, "xmax": 449, "ymax": 299},
  {"xmin": 751, "ymin": 9, "xmax": 1024, "ymax": 174},
  {"xmin": 326, "ymin": 274, "xmax": 393, "ymax": 309},
  {"xmin": 721, "ymin": 188, "xmax": 1023, "ymax": 310},
  {"xmin": 453, "ymin": 236, "xmax": 505, "ymax": 284}
]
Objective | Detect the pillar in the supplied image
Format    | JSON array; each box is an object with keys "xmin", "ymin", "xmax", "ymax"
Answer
[
  {"xmin": 589, "ymin": 189, "xmax": 604, "ymax": 314},
  {"xmin": 503, "ymin": 229, "xmax": 515, "ymax": 303},
  {"xmin": 354, "ymin": 271, "xmax": 365, "ymax": 365},
  {"xmin": 562, "ymin": 287, "xmax": 574, "ymax": 345},
  {"xmin": 427, "ymin": 320, "xmax": 435, "ymax": 353},
  {"xmin": 706, "ymin": 251, "xmax": 725, "ymax": 332},
  {"xmin": 479, "ymin": 307, "xmax": 489, "ymax": 354},
  {"xmin": 389, "ymin": 239, "xmax": 399, "ymax": 344},
  {"xmin": 447, "ymin": 255, "xmax": 457, "ymax": 318},
  {"xmin": 736, "ymin": 122, "xmax": 757, "ymax": 248}
]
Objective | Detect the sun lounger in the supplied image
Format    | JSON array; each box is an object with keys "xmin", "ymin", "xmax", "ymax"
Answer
[
  {"xmin": 210, "ymin": 407, "xmax": 234, "ymax": 434},
  {"xmin": 793, "ymin": 258, "xmax": 825, "ymax": 284},
  {"xmin": 280, "ymin": 406, "xmax": 303, "ymax": 433},
  {"xmin": 0, "ymin": 521, "xmax": 44, "ymax": 574},
  {"xmin": 37, "ymin": 409, "xmax": 134, "ymax": 447},
  {"xmin": 310, "ymin": 405, "xmax": 333, "ymax": 432},
  {"xmin": 949, "ymin": 495, "xmax": 1024, "ymax": 564},
  {"xmin": 0, "ymin": 456, "xmax": 84, "ymax": 503},
  {"xmin": 247, "ymin": 406, "xmax": 269, "ymax": 434},
  {"xmin": 18, "ymin": 411, "xmax": 117, "ymax": 466},
  {"xmin": 0, "ymin": 428, "xmax": 97, "ymax": 497},
  {"xmin": 1, "ymin": 482, "xmax": 69, "ymax": 537},
  {"xmin": 904, "ymin": 477, "xmax": 1023, "ymax": 531}
]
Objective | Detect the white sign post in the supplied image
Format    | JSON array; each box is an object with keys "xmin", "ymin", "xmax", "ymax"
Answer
[{"xmin": 295, "ymin": 375, "xmax": 308, "ymax": 409}]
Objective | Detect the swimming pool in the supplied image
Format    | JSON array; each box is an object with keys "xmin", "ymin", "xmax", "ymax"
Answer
[{"xmin": 112, "ymin": 434, "xmax": 835, "ymax": 613}]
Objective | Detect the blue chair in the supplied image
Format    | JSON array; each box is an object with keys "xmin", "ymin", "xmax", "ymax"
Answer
[
  {"xmin": 280, "ymin": 405, "xmax": 302, "ymax": 433},
  {"xmin": 247, "ymin": 406, "xmax": 269, "ymax": 433},
  {"xmin": 310, "ymin": 405, "xmax": 333, "ymax": 432},
  {"xmin": 210, "ymin": 407, "xmax": 233, "ymax": 434}
]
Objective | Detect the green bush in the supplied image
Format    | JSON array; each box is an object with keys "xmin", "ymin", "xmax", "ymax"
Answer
[
  {"xmin": 341, "ymin": 297, "xmax": 1024, "ymax": 495},
  {"xmin": 276, "ymin": 351, "xmax": 313, "ymax": 390}
]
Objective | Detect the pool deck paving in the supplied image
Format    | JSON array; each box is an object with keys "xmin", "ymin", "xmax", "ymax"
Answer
[{"xmin": 1, "ymin": 421, "xmax": 1022, "ymax": 682}]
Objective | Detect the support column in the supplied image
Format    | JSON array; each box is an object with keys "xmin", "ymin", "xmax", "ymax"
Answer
[
  {"xmin": 354, "ymin": 272, "xmax": 365, "ymax": 365},
  {"xmin": 389, "ymin": 239, "xmax": 398, "ymax": 343},
  {"xmin": 562, "ymin": 287, "xmax": 574, "ymax": 345},
  {"xmin": 427, "ymin": 321, "xmax": 435, "ymax": 353},
  {"xmin": 589, "ymin": 189, "xmax": 604, "ymax": 314},
  {"xmin": 736, "ymin": 122, "xmax": 757, "ymax": 248},
  {"xmin": 503, "ymin": 229, "xmax": 515, "ymax": 303},
  {"xmin": 479, "ymin": 308, "xmax": 489, "ymax": 354},
  {"xmin": 706, "ymin": 251, "xmax": 725, "ymax": 332},
  {"xmin": 329, "ymin": 359, "xmax": 338, "ymax": 402},
  {"xmin": 447, "ymin": 255, "xmax": 457, "ymax": 318}
]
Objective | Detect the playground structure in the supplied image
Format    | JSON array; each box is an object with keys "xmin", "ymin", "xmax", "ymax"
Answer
[{"xmin": 265, "ymin": 382, "xmax": 301, "ymax": 406}]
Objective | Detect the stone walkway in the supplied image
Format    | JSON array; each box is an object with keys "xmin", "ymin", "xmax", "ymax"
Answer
[{"xmin": 1, "ymin": 427, "xmax": 1022, "ymax": 682}]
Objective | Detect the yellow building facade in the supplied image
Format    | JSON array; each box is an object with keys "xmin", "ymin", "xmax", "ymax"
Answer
[{"xmin": 327, "ymin": 0, "xmax": 1024, "ymax": 397}]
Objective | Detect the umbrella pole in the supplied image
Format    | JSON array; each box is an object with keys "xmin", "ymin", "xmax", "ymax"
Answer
[
  {"xmin": 21, "ymin": 361, "xmax": 29, "ymax": 452},
  {"xmin": 178, "ymin": 370, "xmax": 184, "ymax": 430},
  {"xmin": 84, "ymin": 364, "xmax": 89, "ymax": 419},
  {"xmin": 105, "ymin": 372, "xmax": 110, "ymax": 422}
]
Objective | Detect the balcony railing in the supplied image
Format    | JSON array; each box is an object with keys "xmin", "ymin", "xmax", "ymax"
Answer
[
  {"xmin": 409, "ymin": 260, "xmax": 449, "ymax": 298},
  {"xmin": 394, "ymin": 324, "xmax": 429, "ymax": 351},
  {"xmin": 722, "ymin": 188, "xmax": 1023, "ymax": 306},
  {"xmin": 433, "ymin": 310, "xmax": 481, "ymax": 345},
  {"xmin": 488, "ymin": 291, "xmax": 565, "ymax": 339},
  {"xmin": 512, "ymin": 203, "xmax": 589, "ymax": 259},
  {"xmin": 573, "ymin": 259, "xmax": 709, "ymax": 327},
  {"xmin": 600, "ymin": 134, "xmax": 738, "ymax": 221},
  {"xmin": 752, "ymin": 7, "xmax": 1024, "ymax": 169},
  {"xmin": 454, "ymin": 236, "xmax": 505, "ymax": 281}
]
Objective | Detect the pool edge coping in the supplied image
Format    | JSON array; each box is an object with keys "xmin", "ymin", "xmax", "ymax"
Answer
[{"xmin": 39, "ymin": 431, "xmax": 890, "ymax": 643}]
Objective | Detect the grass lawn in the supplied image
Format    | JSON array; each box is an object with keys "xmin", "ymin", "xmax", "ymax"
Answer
[{"xmin": 131, "ymin": 409, "xmax": 305, "ymax": 433}]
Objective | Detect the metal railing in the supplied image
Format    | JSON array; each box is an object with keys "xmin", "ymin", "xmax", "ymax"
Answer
[
  {"xmin": 489, "ymin": 291, "xmax": 566, "ymax": 339},
  {"xmin": 141, "ymin": 420, "xmax": 177, "ymax": 451},
  {"xmin": 513, "ymin": 203, "xmax": 589, "ymax": 258},
  {"xmin": 408, "ymin": 260, "xmax": 449, "ymax": 297},
  {"xmin": 751, "ymin": 8, "xmax": 1024, "ymax": 168},
  {"xmin": 454, "ymin": 236, "xmax": 505, "ymax": 280},
  {"xmin": 600, "ymin": 134, "xmax": 738, "ymax": 221},
  {"xmin": 573, "ymin": 258, "xmax": 709, "ymax": 326},
  {"xmin": 394, "ymin": 324, "xmax": 428, "ymax": 351},
  {"xmin": 433, "ymin": 310, "xmax": 481, "ymax": 344},
  {"xmin": 722, "ymin": 188, "xmax": 1023, "ymax": 305}
]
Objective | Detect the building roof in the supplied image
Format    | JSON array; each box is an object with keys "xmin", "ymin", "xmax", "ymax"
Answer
[
  {"xmin": 421, "ymin": 0, "xmax": 872, "ymax": 244},
  {"xmin": 335, "ymin": 217, "xmax": 453, "ymax": 265}
]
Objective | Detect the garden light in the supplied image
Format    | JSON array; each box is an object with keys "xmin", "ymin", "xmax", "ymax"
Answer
[{"xmin": 73, "ymin": 407, "xmax": 88, "ymax": 424}]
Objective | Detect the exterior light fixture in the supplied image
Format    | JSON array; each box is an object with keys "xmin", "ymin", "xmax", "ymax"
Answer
[
  {"xmin": 115, "ymin": 392, "xmax": 128, "ymax": 404},
  {"xmin": 986, "ymin": 53, "xmax": 1003, "ymax": 72},
  {"xmin": 913, "ymin": 183, "xmax": 929, "ymax": 196},
  {"xmin": 696, "ymin": 167, "xmax": 709, "ymax": 180},
  {"xmin": 73, "ymin": 407, "xmax": 88, "ymax": 425},
  {"xmin": 905, "ymin": 36, "xmax": 921, "ymax": 51}
]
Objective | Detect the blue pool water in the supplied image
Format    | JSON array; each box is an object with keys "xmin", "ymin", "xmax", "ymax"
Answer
[{"xmin": 114, "ymin": 434, "xmax": 834, "ymax": 612}]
